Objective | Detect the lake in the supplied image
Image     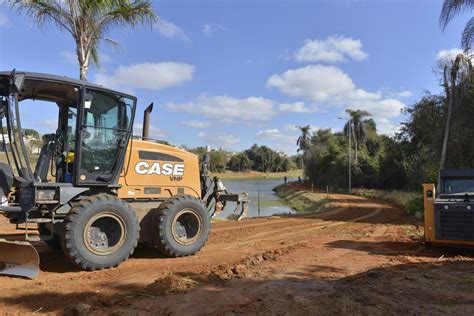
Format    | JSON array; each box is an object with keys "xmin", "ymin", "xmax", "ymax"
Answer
[{"xmin": 216, "ymin": 178, "xmax": 296, "ymax": 218}]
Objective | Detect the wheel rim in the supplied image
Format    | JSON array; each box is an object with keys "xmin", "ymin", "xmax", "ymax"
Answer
[
  {"xmin": 171, "ymin": 209, "xmax": 202, "ymax": 246},
  {"xmin": 84, "ymin": 212, "xmax": 127, "ymax": 256}
]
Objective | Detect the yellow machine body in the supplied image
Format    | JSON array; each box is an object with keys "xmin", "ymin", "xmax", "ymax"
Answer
[
  {"xmin": 423, "ymin": 183, "xmax": 474, "ymax": 247},
  {"xmin": 118, "ymin": 139, "xmax": 201, "ymax": 200}
]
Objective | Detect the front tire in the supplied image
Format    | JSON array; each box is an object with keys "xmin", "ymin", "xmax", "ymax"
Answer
[
  {"xmin": 152, "ymin": 195, "xmax": 210, "ymax": 257},
  {"xmin": 60, "ymin": 194, "xmax": 139, "ymax": 271}
]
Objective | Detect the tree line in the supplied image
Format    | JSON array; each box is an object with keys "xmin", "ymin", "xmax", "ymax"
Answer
[
  {"xmin": 187, "ymin": 145, "xmax": 298, "ymax": 173},
  {"xmin": 298, "ymin": 75, "xmax": 474, "ymax": 191}
]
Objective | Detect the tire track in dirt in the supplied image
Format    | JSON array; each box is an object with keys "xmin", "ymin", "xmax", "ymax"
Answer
[{"xmin": 221, "ymin": 208, "xmax": 384, "ymax": 250}]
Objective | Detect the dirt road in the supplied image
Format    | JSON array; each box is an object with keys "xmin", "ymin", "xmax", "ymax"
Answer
[{"xmin": 1, "ymin": 190, "xmax": 473, "ymax": 315}]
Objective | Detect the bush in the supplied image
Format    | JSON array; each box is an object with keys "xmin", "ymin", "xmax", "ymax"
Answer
[{"xmin": 405, "ymin": 195, "xmax": 424, "ymax": 219}]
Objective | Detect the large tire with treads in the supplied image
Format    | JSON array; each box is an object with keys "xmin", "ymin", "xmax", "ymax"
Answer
[
  {"xmin": 152, "ymin": 195, "xmax": 210, "ymax": 257},
  {"xmin": 38, "ymin": 223, "xmax": 62, "ymax": 250},
  {"xmin": 60, "ymin": 194, "xmax": 139, "ymax": 271}
]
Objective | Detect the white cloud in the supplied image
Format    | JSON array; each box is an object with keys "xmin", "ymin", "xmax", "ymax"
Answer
[
  {"xmin": 166, "ymin": 95, "xmax": 277, "ymax": 123},
  {"xmin": 133, "ymin": 123, "xmax": 167, "ymax": 139},
  {"xmin": 279, "ymin": 101, "xmax": 312, "ymax": 113},
  {"xmin": 203, "ymin": 132, "xmax": 240, "ymax": 148},
  {"xmin": 268, "ymin": 64, "xmax": 404, "ymax": 135},
  {"xmin": 181, "ymin": 120, "xmax": 211, "ymax": 128},
  {"xmin": 267, "ymin": 64, "xmax": 361, "ymax": 102},
  {"xmin": 388, "ymin": 90, "xmax": 413, "ymax": 98},
  {"xmin": 0, "ymin": 13, "xmax": 8, "ymax": 28},
  {"xmin": 256, "ymin": 128, "xmax": 299, "ymax": 155},
  {"xmin": 38, "ymin": 119, "xmax": 58, "ymax": 130},
  {"xmin": 202, "ymin": 23, "xmax": 227, "ymax": 37},
  {"xmin": 436, "ymin": 48, "xmax": 464, "ymax": 62},
  {"xmin": 95, "ymin": 62, "xmax": 195, "ymax": 91},
  {"xmin": 256, "ymin": 128, "xmax": 282, "ymax": 139},
  {"xmin": 295, "ymin": 36, "xmax": 368, "ymax": 63},
  {"xmin": 61, "ymin": 51, "xmax": 111, "ymax": 65},
  {"xmin": 155, "ymin": 19, "xmax": 189, "ymax": 41},
  {"xmin": 202, "ymin": 24, "xmax": 211, "ymax": 37}
]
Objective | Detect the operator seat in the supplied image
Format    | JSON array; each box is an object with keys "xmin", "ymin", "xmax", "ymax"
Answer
[{"xmin": 34, "ymin": 134, "xmax": 56, "ymax": 182}]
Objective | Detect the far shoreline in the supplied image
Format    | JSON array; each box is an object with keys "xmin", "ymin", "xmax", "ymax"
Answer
[{"xmin": 211, "ymin": 169, "xmax": 302, "ymax": 180}]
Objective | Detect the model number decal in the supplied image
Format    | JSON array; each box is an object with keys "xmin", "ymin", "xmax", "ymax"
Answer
[{"xmin": 135, "ymin": 161, "xmax": 185, "ymax": 176}]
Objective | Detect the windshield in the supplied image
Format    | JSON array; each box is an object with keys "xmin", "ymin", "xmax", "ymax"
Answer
[{"xmin": 443, "ymin": 179, "xmax": 474, "ymax": 194}]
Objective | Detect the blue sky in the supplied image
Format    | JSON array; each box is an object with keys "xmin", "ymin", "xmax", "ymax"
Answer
[{"xmin": 0, "ymin": 0, "xmax": 470, "ymax": 155}]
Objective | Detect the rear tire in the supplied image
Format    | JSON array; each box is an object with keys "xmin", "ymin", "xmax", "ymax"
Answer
[
  {"xmin": 152, "ymin": 195, "xmax": 210, "ymax": 257},
  {"xmin": 38, "ymin": 223, "xmax": 61, "ymax": 250},
  {"xmin": 60, "ymin": 194, "xmax": 139, "ymax": 271}
]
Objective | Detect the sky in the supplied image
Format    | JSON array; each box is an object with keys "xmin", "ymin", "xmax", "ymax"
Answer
[{"xmin": 0, "ymin": 0, "xmax": 470, "ymax": 155}]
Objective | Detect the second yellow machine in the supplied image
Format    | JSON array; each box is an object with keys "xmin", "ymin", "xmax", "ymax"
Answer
[{"xmin": 0, "ymin": 71, "xmax": 247, "ymax": 279}]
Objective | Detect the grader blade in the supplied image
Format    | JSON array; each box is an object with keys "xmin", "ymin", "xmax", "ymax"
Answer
[{"xmin": 0, "ymin": 239, "xmax": 39, "ymax": 279}]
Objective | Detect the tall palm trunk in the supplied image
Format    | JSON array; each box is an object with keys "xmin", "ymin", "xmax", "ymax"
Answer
[
  {"xmin": 76, "ymin": 39, "xmax": 91, "ymax": 80},
  {"xmin": 440, "ymin": 88, "xmax": 454, "ymax": 171}
]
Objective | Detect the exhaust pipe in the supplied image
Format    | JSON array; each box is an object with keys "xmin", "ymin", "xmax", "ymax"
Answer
[{"xmin": 142, "ymin": 102, "xmax": 154, "ymax": 140}]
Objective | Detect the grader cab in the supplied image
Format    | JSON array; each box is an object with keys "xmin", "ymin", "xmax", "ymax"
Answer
[{"xmin": 0, "ymin": 70, "xmax": 247, "ymax": 279}]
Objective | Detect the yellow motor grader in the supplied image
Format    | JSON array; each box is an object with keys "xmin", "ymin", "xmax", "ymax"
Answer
[
  {"xmin": 0, "ymin": 70, "xmax": 247, "ymax": 279},
  {"xmin": 423, "ymin": 169, "xmax": 474, "ymax": 247}
]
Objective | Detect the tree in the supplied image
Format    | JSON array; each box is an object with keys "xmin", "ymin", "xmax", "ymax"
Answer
[
  {"xmin": 438, "ymin": 53, "xmax": 472, "ymax": 170},
  {"xmin": 344, "ymin": 109, "xmax": 371, "ymax": 165},
  {"xmin": 27, "ymin": 138, "xmax": 43, "ymax": 155},
  {"xmin": 296, "ymin": 125, "xmax": 312, "ymax": 177},
  {"xmin": 227, "ymin": 153, "xmax": 252, "ymax": 172},
  {"xmin": 440, "ymin": 0, "xmax": 474, "ymax": 51},
  {"xmin": 296, "ymin": 125, "xmax": 311, "ymax": 153},
  {"xmin": 12, "ymin": 0, "xmax": 157, "ymax": 80},
  {"xmin": 23, "ymin": 128, "xmax": 40, "ymax": 139},
  {"xmin": 209, "ymin": 150, "xmax": 227, "ymax": 173}
]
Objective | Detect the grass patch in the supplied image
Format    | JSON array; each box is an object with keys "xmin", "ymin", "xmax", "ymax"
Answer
[
  {"xmin": 351, "ymin": 188, "xmax": 423, "ymax": 218},
  {"xmin": 259, "ymin": 200, "xmax": 287, "ymax": 207},
  {"xmin": 273, "ymin": 184, "xmax": 330, "ymax": 213}
]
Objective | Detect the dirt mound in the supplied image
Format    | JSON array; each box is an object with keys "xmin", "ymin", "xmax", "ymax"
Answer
[{"xmin": 146, "ymin": 272, "xmax": 200, "ymax": 295}]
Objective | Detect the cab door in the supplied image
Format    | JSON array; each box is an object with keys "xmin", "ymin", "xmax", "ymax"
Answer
[{"xmin": 76, "ymin": 89, "xmax": 135, "ymax": 186}]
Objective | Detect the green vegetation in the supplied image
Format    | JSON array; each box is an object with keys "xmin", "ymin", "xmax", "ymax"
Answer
[
  {"xmin": 300, "ymin": 83, "xmax": 474, "ymax": 193},
  {"xmin": 273, "ymin": 184, "xmax": 329, "ymax": 213},
  {"xmin": 188, "ymin": 144, "xmax": 297, "ymax": 174},
  {"xmin": 12, "ymin": 0, "xmax": 157, "ymax": 80},
  {"xmin": 439, "ymin": 0, "xmax": 474, "ymax": 51},
  {"xmin": 351, "ymin": 189, "xmax": 418, "ymax": 207},
  {"xmin": 351, "ymin": 189, "xmax": 423, "ymax": 219}
]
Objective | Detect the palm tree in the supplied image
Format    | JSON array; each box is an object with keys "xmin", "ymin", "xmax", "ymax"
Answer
[
  {"xmin": 296, "ymin": 125, "xmax": 312, "ymax": 154},
  {"xmin": 439, "ymin": 53, "xmax": 472, "ymax": 170},
  {"xmin": 440, "ymin": 0, "xmax": 474, "ymax": 51},
  {"xmin": 344, "ymin": 109, "xmax": 371, "ymax": 165},
  {"xmin": 296, "ymin": 125, "xmax": 312, "ymax": 177},
  {"xmin": 12, "ymin": 0, "xmax": 157, "ymax": 80}
]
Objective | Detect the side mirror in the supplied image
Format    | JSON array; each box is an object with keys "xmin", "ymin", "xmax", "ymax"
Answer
[{"xmin": 9, "ymin": 70, "xmax": 25, "ymax": 94}]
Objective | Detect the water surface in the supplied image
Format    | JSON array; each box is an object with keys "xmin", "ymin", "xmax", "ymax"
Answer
[{"xmin": 217, "ymin": 178, "xmax": 296, "ymax": 218}]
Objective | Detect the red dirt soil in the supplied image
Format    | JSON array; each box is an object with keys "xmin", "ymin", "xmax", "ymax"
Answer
[{"xmin": 0, "ymin": 191, "xmax": 473, "ymax": 315}]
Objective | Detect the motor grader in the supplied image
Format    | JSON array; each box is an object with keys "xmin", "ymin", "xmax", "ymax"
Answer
[
  {"xmin": 423, "ymin": 169, "xmax": 474, "ymax": 247},
  {"xmin": 0, "ymin": 70, "xmax": 247, "ymax": 279}
]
